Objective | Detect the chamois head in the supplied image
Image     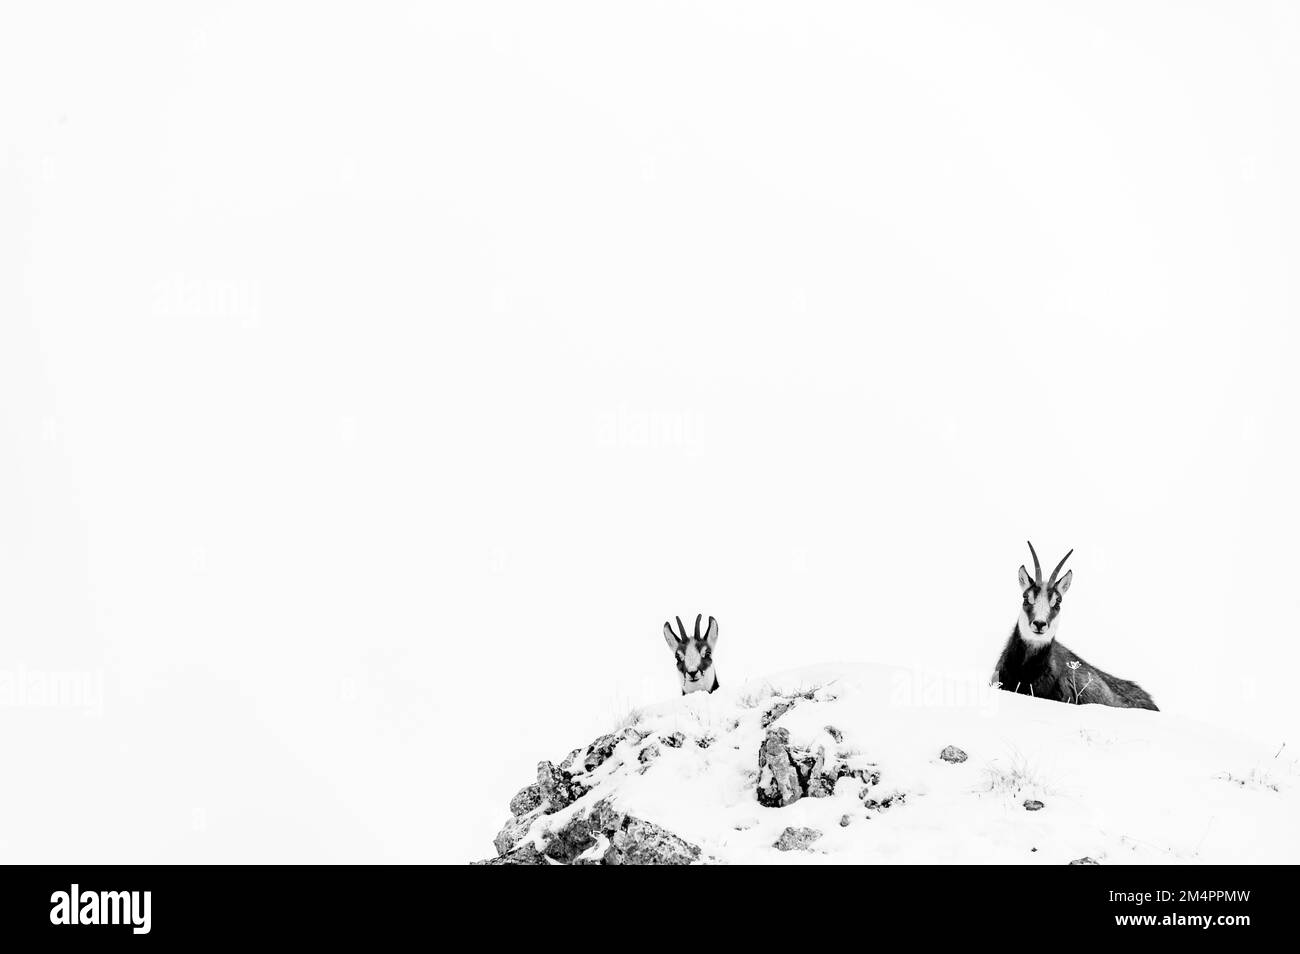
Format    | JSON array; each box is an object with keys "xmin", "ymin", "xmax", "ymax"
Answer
[
  {"xmin": 1017, "ymin": 541, "xmax": 1074, "ymax": 645},
  {"xmin": 662, "ymin": 614, "xmax": 719, "ymax": 695}
]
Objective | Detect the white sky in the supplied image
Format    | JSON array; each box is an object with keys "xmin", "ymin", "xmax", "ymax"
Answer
[{"xmin": 2, "ymin": 3, "xmax": 1297, "ymax": 863}]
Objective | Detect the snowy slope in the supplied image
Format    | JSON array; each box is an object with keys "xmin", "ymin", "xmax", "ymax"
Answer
[{"xmin": 485, "ymin": 664, "xmax": 1299, "ymax": 864}]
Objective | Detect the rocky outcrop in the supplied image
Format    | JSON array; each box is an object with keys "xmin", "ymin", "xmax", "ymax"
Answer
[
  {"xmin": 509, "ymin": 784, "xmax": 542, "ymax": 816},
  {"xmin": 582, "ymin": 733, "xmax": 621, "ymax": 772},
  {"xmin": 757, "ymin": 728, "xmax": 804, "ymax": 807},
  {"xmin": 538, "ymin": 798, "xmax": 702, "ymax": 865},
  {"xmin": 761, "ymin": 698, "xmax": 796, "ymax": 728},
  {"xmin": 477, "ymin": 727, "xmax": 707, "ymax": 865},
  {"xmin": 756, "ymin": 726, "xmax": 880, "ymax": 807},
  {"xmin": 939, "ymin": 745, "xmax": 968, "ymax": 764},
  {"xmin": 494, "ymin": 806, "xmax": 545, "ymax": 856},
  {"xmin": 536, "ymin": 760, "xmax": 585, "ymax": 812},
  {"xmin": 774, "ymin": 826, "xmax": 822, "ymax": 851},
  {"xmin": 473, "ymin": 843, "xmax": 548, "ymax": 865},
  {"xmin": 1023, "ymin": 799, "xmax": 1044, "ymax": 811}
]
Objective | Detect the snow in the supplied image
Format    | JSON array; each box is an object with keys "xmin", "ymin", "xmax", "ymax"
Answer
[{"xmin": 516, "ymin": 664, "xmax": 1300, "ymax": 864}]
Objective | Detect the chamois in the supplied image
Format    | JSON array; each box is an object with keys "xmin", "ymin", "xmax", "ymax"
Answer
[
  {"xmin": 662, "ymin": 614, "xmax": 719, "ymax": 695},
  {"xmin": 993, "ymin": 542, "xmax": 1157, "ymax": 710}
]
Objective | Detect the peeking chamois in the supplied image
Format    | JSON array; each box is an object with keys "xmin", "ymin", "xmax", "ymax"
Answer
[
  {"xmin": 662, "ymin": 614, "xmax": 719, "ymax": 695},
  {"xmin": 993, "ymin": 542, "xmax": 1157, "ymax": 710}
]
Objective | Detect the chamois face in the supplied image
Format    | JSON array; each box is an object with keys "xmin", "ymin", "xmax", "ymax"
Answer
[
  {"xmin": 1017, "ymin": 559, "xmax": 1073, "ymax": 645},
  {"xmin": 662, "ymin": 614, "xmax": 719, "ymax": 694}
]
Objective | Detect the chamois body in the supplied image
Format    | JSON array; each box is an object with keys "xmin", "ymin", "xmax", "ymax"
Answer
[
  {"xmin": 992, "ymin": 542, "xmax": 1157, "ymax": 710},
  {"xmin": 994, "ymin": 623, "xmax": 1158, "ymax": 709}
]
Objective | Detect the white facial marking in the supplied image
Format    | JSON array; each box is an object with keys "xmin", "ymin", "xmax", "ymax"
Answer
[{"xmin": 1019, "ymin": 586, "xmax": 1060, "ymax": 645}]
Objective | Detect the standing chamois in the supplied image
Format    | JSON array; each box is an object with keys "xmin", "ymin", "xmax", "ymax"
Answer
[
  {"xmin": 662, "ymin": 614, "xmax": 719, "ymax": 695},
  {"xmin": 993, "ymin": 542, "xmax": 1157, "ymax": 710}
]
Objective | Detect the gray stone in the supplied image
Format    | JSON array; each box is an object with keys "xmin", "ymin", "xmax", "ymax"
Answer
[
  {"xmin": 558, "ymin": 747, "xmax": 583, "ymax": 773},
  {"xmin": 638, "ymin": 743, "xmax": 661, "ymax": 765},
  {"xmin": 544, "ymin": 814, "xmax": 598, "ymax": 863},
  {"xmin": 612, "ymin": 816, "xmax": 701, "ymax": 865},
  {"xmin": 1069, "ymin": 856, "xmax": 1100, "ymax": 865},
  {"xmin": 542, "ymin": 798, "xmax": 702, "ymax": 865},
  {"xmin": 801, "ymin": 746, "xmax": 837, "ymax": 798},
  {"xmin": 494, "ymin": 806, "xmax": 543, "ymax": 856},
  {"xmin": 661, "ymin": 731, "xmax": 686, "ymax": 748},
  {"xmin": 757, "ymin": 728, "xmax": 803, "ymax": 807},
  {"xmin": 536, "ymin": 760, "xmax": 584, "ymax": 812},
  {"xmin": 774, "ymin": 826, "xmax": 822, "ymax": 851},
  {"xmin": 839, "ymin": 814, "xmax": 852, "ymax": 827},
  {"xmin": 761, "ymin": 698, "xmax": 795, "ymax": 728},
  {"xmin": 583, "ymin": 733, "xmax": 621, "ymax": 772},
  {"xmin": 473, "ymin": 843, "xmax": 547, "ymax": 865},
  {"xmin": 939, "ymin": 745, "xmax": 968, "ymax": 764},
  {"xmin": 1024, "ymin": 799, "xmax": 1045, "ymax": 811},
  {"xmin": 508, "ymin": 783, "xmax": 542, "ymax": 817},
  {"xmin": 824, "ymin": 725, "xmax": 844, "ymax": 743}
]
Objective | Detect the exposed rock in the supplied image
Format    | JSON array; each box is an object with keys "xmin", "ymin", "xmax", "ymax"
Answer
[
  {"xmin": 482, "ymin": 797, "xmax": 702, "ymax": 866},
  {"xmin": 939, "ymin": 745, "xmax": 968, "ymax": 764},
  {"xmin": 697, "ymin": 734, "xmax": 713, "ymax": 749},
  {"xmin": 839, "ymin": 814, "xmax": 853, "ymax": 827},
  {"xmin": 536, "ymin": 760, "xmax": 585, "ymax": 812},
  {"xmin": 558, "ymin": 748, "xmax": 583, "ymax": 773},
  {"xmin": 1024, "ymin": 799, "xmax": 1045, "ymax": 811},
  {"xmin": 473, "ymin": 844, "xmax": 548, "ymax": 865},
  {"xmin": 494, "ymin": 806, "xmax": 543, "ymax": 856},
  {"xmin": 544, "ymin": 814, "xmax": 597, "ymax": 863},
  {"xmin": 1069, "ymin": 856, "xmax": 1100, "ymax": 865},
  {"xmin": 774, "ymin": 826, "xmax": 822, "ymax": 851},
  {"xmin": 586, "ymin": 797, "xmax": 627, "ymax": 833},
  {"xmin": 824, "ymin": 725, "xmax": 844, "ymax": 743},
  {"xmin": 584, "ymin": 798, "xmax": 699, "ymax": 865},
  {"xmin": 509, "ymin": 784, "xmax": 542, "ymax": 817},
  {"xmin": 863, "ymin": 792, "xmax": 904, "ymax": 812},
  {"xmin": 583, "ymin": 733, "xmax": 621, "ymax": 772},
  {"xmin": 761, "ymin": 698, "xmax": 795, "ymax": 728},
  {"xmin": 572, "ymin": 834, "xmax": 611, "ymax": 864},
  {"xmin": 638, "ymin": 744, "xmax": 661, "ymax": 765},
  {"xmin": 855, "ymin": 768, "xmax": 882, "ymax": 787},
  {"xmin": 661, "ymin": 731, "xmax": 685, "ymax": 748},
  {"xmin": 759, "ymin": 728, "xmax": 882, "ymax": 806},
  {"xmin": 757, "ymin": 728, "xmax": 803, "ymax": 807},
  {"xmin": 609, "ymin": 815, "xmax": 701, "ymax": 865},
  {"xmin": 799, "ymin": 746, "xmax": 837, "ymax": 798}
]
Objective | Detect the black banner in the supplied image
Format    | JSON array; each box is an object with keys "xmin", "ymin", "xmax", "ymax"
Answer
[{"xmin": 0, "ymin": 865, "xmax": 1287, "ymax": 942}]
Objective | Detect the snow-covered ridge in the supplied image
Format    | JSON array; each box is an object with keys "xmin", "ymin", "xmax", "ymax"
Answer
[{"xmin": 475, "ymin": 664, "xmax": 1298, "ymax": 864}]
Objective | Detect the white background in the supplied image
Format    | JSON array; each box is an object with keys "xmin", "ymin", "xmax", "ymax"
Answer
[{"xmin": 2, "ymin": 3, "xmax": 1297, "ymax": 864}]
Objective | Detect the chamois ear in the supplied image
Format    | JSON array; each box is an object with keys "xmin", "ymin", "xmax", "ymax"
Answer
[
  {"xmin": 1018, "ymin": 565, "xmax": 1034, "ymax": 591},
  {"xmin": 1055, "ymin": 569, "xmax": 1073, "ymax": 594},
  {"xmin": 663, "ymin": 621, "xmax": 681, "ymax": 650},
  {"xmin": 703, "ymin": 616, "xmax": 719, "ymax": 649}
]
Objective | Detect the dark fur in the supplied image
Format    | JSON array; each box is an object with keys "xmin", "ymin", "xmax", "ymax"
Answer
[{"xmin": 994, "ymin": 623, "xmax": 1158, "ymax": 710}]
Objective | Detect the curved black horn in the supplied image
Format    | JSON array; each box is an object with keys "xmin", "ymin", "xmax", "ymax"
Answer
[
  {"xmin": 1026, "ymin": 541, "xmax": 1043, "ymax": 587},
  {"xmin": 675, "ymin": 616, "xmax": 688, "ymax": 641},
  {"xmin": 694, "ymin": 613, "xmax": 702, "ymax": 640},
  {"xmin": 1048, "ymin": 549, "xmax": 1074, "ymax": 589}
]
